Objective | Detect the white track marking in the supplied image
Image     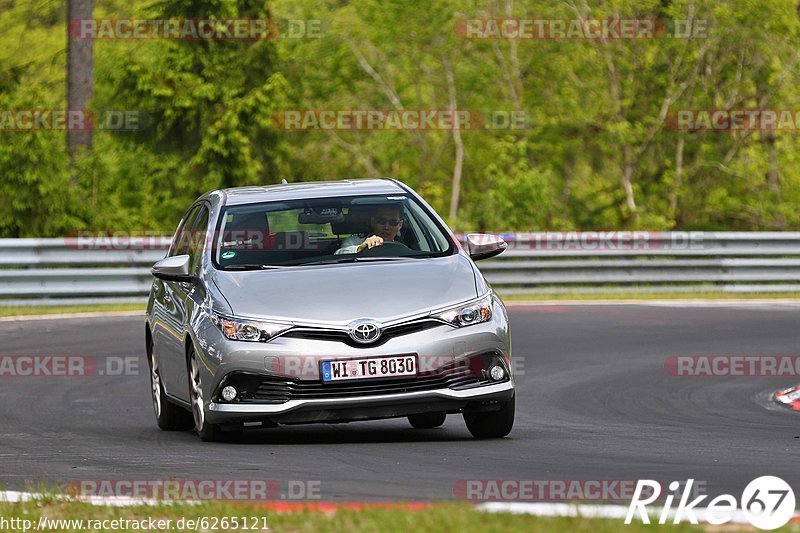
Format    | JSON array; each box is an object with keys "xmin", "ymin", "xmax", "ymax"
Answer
[
  {"xmin": 0, "ymin": 490, "xmax": 190, "ymax": 507},
  {"xmin": 476, "ymin": 501, "xmax": 799, "ymax": 525},
  {"xmin": 0, "ymin": 311, "xmax": 143, "ymax": 322},
  {"xmin": 506, "ymin": 299, "xmax": 800, "ymax": 307}
]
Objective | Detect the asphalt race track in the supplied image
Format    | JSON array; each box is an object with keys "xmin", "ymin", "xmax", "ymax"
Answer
[{"xmin": 0, "ymin": 302, "xmax": 797, "ymax": 502}]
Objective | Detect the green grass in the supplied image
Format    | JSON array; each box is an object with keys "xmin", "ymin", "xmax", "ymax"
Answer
[
  {"xmin": 0, "ymin": 500, "xmax": 713, "ymax": 532},
  {"xmin": 0, "ymin": 303, "xmax": 145, "ymax": 317}
]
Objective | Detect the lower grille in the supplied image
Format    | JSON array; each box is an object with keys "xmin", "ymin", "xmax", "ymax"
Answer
[
  {"xmin": 218, "ymin": 353, "xmax": 505, "ymax": 404},
  {"xmin": 252, "ymin": 373, "xmax": 480, "ymax": 402}
]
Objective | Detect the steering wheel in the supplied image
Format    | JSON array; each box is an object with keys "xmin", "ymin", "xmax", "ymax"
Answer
[{"xmin": 357, "ymin": 239, "xmax": 415, "ymax": 257}]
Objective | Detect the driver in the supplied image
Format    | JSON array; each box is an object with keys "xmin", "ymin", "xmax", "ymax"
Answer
[{"xmin": 335, "ymin": 204, "xmax": 405, "ymax": 254}]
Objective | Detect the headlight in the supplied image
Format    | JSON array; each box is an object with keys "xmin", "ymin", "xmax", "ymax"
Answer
[
  {"xmin": 210, "ymin": 313, "xmax": 292, "ymax": 342},
  {"xmin": 431, "ymin": 292, "xmax": 493, "ymax": 327}
]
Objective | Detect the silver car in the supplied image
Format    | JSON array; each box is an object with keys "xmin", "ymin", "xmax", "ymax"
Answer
[{"xmin": 145, "ymin": 178, "xmax": 515, "ymax": 441}]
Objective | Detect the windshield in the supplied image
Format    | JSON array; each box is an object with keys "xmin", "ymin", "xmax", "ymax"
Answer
[{"xmin": 212, "ymin": 194, "xmax": 454, "ymax": 269}]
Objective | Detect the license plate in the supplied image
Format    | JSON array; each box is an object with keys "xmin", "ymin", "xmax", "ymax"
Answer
[{"xmin": 321, "ymin": 355, "xmax": 417, "ymax": 382}]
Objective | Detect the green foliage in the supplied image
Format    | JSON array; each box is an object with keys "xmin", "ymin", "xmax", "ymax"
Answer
[{"xmin": 1, "ymin": 0, "xmax": 800, "ymax": 235}]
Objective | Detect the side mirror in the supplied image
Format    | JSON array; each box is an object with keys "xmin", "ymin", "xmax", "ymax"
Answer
[
  {"xmin": 467, "ymin": 233, "xmax": 507, "ymax": 261},
  {"xmin": 152, "ymin": 255, "xmax": 196, "ymax": 283}
]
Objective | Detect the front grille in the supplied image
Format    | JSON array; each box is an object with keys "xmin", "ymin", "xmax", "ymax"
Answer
[
  {"xmin": 281, "ymin": 319, "xmax": 442, "ymax": 348},
  {"xmin": 247, "ymin": 360, "xmax": 482, "ymax": 403}
]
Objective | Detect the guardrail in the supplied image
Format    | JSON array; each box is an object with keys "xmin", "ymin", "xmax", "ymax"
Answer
[{"xmin": 1, "ymin": 232, "xmax": 800, "ymax": 305}]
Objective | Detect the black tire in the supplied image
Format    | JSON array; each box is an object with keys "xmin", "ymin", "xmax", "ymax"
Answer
[
  {"xmin": 463, "ymin": 396, "xmax": 515, "ymax": 439},
  {"xmin": 148, "ymin": 334, "xmax": 193, "ymax": 431},
  {"xmin": 198, "ymin": 422, "xmax": 233, "ymax": 442},
  {"xmin": 187, "ymin": 345, "xmax": 234, "ymax": 442},
  {"xmin": 408, "ymin": 412, "xmax": 447, "ymax": 429}
]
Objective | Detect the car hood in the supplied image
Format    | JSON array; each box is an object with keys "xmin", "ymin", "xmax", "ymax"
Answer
[{"xmin": 210, "ymin": 254, "xmax": 479, "ymax": 324}]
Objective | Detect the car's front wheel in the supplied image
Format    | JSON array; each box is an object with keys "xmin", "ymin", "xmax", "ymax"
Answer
[
  {"xmin": 187, "ymin": 346, "xmax": 236, "ymax": 442},
  {"xmin": 148, "ymin": 336, "xmax": 193, "ymax": 431},
  {"xmin": 408, "ymin": 412, "xmax": 446, "ymax": 429},
  {"xmin": 463, "ymin": 396, "xmax": 515, "ymax": 438}
]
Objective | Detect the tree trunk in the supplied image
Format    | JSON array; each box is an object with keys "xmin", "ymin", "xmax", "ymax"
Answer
[
  {"xmin": 67, "ymin": 0, "xmax": 94, "ymax": 160},
  {"xmin": 621, "ymin": 144, "xmax": 637, "ymax": 223},
  {"xmin": 762, "ymin": 130, "xmax": 780, "ymax": 192},
  {"xmin": 444, "ymin": 55, "xmax": 464, "ymax": 224},
  {"xmin": 669, "ymin": 136, "xmax": 685, "ymax": 221}
]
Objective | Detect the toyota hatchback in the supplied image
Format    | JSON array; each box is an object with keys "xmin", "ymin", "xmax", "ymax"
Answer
[{"xmin": 145, "ymin": 178, "xmax": 515, "ymax": 441}]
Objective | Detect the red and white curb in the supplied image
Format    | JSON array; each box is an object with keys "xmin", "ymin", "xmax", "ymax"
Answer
[{"xmin": 774, "ymin": 384, "xmax": 800, "ymax": 411}]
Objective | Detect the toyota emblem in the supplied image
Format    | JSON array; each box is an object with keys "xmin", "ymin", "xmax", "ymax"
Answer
[{"xmin": 348, "ymin": 319, "xmax": 382, "ymax": 344}]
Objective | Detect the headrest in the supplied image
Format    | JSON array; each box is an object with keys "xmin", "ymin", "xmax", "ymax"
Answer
[
  {"xmin": 226, "ymin": 211, "xmax": 269, "ymax": 231},
  {"xmin": 330, "ymin": 206, "xmax": 372, "ymax": 235}
]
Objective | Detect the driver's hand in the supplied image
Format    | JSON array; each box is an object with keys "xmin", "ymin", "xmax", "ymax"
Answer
[{"xmin": 357, "ymin": 235, "xmax": 383, "ymax": 252}]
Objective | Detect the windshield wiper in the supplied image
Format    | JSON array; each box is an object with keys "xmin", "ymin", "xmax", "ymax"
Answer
[
  {"xmin": 354, "ymin": 256, "xmax": 415, "ymax": 262},
  {"xmin": 292, "ymin": 256, "xmax": 417, "ymax": 267},
  {"xmin": 289, "ymin": 257, "xmax": 358, "ymax": 266},
  {"xmin": 222, "ymin": 264, "xmax": 289, "ymax": 271}
]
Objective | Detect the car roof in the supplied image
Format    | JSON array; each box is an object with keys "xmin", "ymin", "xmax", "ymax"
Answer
[{"xmin": 219, "ymin": 178, "xmax": 406, "ymax": 206}]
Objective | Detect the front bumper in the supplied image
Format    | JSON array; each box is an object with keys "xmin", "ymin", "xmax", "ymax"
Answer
[
  {"xmin": 207, "ymin": 380, "xmax": 514, "ymax": 424},
  {"xmin": 193, "ymin": 296, "xmax": 513, "ymax": 425}
]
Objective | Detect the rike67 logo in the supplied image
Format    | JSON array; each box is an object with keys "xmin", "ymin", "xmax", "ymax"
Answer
[{"xmin": 626, "ymin": 477, "xmax": 795, "ymax": 530}]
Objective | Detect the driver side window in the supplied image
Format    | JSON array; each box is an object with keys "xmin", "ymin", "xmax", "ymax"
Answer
[
  {"xmin": 188, "ymin": 207, "xmax": 210, "ymax": 274},
  {"xmin": 169, "ymin": 205, "xmax": 200, "ymax": 258}
]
